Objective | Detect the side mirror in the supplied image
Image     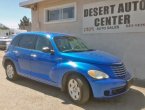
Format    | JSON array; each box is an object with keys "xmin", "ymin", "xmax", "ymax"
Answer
[{"xmin": 42, "ymin": 47, "xmax": 54, "ymax": 54}]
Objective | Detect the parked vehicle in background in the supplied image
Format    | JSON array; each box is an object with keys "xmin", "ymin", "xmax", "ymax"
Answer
[
  {"xmin": 10, "ymin": 29, "xmax": 27, "ymax": 35},
  {"xmin": 6, "ymin": 34, "xmax": 16, "ymax": 49},
  {"xmin": 0, "ymin": 34, "xmax": 17, "ymax": 50},
  {"xmin": 2, "ymin": 32, "xmax": 133, "ymax": 104},
  {"xmin": 0, "ymin": 37, "xmax": 12, "ymax": 50}
]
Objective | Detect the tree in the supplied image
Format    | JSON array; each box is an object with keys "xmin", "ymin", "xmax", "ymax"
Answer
[{"xmin": 18, "ymin": 16, "xmax": 31, "ymax": 31}]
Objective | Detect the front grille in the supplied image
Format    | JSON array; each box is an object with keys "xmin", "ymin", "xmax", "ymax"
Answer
[{"xmin": 111, "ymin": 64, "xmax": 127, "ymax": 78}]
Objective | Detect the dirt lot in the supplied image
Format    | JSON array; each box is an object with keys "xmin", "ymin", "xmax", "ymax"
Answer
[{"xmin": 0, "ymin": 51, "xmax": 145, "ymax": 110}]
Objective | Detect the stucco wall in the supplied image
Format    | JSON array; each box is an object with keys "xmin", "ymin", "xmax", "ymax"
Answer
[
  {"xmin": 0, "ymin": 29, "xmax": 10, "ymax": 37},
  {"xmin": 31, "ymin": 0, "xmax": 145, "ymax": 80}
]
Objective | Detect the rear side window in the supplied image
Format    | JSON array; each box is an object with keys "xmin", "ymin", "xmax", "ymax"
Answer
[
  {"xmin": 11, "ymin": 35, "xmax": 22, "ymax": 46},
  {"xmin": 18, "ymin": 35, "xmax": 37, "ymax": 49}
]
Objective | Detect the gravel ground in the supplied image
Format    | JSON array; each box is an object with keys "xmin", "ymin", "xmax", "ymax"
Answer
[{"xmin": 0, "ymin": 50, "xmax": 145, "ymax": 110}]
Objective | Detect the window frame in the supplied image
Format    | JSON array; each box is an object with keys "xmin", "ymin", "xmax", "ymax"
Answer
[{"xmin": 44, "ymin": 2, "xmax": 77, "ymax": 24}]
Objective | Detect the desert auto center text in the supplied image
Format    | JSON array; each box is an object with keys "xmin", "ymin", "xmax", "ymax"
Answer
[{"xmin": 84, "ymin": 0, "xmax": 145, "ymax": 27}]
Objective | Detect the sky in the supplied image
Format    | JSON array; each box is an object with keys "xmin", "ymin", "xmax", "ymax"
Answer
[{"xmin": 0, "ymin": 0, "xmax": 31, "ymax": 28}]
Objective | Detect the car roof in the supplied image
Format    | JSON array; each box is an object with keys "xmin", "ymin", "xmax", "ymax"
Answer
[{"xmin": 19, "ymin": 32, "xmax": 72, "ymax": 38}]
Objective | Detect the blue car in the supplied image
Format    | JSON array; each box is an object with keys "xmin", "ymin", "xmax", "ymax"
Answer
[{"xmin": 2, "ymin": 32, "xmax": 133, "ymax": 104}]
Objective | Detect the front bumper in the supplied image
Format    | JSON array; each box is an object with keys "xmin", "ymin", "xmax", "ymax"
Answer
[{"xmin": 90, "ymin": 77, "xmax": 133, "ymax": 98}]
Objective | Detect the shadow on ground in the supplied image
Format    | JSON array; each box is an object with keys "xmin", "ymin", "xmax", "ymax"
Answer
[
  {"xmin": 12, "ymin": 77, "xmax": 145, "ymax": 110},
  {"xmin": 133, "ymin": 78, "xmax": 145, "ymax": 88}
]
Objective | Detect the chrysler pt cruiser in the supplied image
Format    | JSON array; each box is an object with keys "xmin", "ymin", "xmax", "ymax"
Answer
[{"xmin": 2, "ymin": 32, "xmax": 133, "ymax": 104}]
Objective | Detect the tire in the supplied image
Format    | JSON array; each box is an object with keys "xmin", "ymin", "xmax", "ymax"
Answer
[
  {"xmin": 67, "ymin": 74, "xmax": 90, "ymax": 104},
  {"xmin": 5, "ymin": 62, "xmax": 19, "ymax": 80}
]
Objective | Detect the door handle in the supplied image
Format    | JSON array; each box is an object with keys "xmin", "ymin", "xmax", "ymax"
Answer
[{"xmin": 30, "ymin": 54, "xmax": 37, "ymax": 58}]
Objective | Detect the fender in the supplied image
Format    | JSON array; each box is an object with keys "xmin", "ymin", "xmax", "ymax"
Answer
[
  {"xmin": 49, "ymin": 61, "xmax": 102, "ymax": 88},
  {"xmin": 3, "ymin": 54, "xmax": 20, "ymax": 75}
]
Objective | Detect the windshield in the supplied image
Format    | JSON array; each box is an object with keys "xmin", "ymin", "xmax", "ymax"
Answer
[{"xmin": 54, "ymin": 36, "xmax": 94, "ymax": 52}]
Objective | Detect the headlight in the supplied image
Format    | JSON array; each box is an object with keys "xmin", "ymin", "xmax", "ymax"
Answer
[{"xmin": 88, "ymin": 70, "xmax": 109, "ymax": 80}]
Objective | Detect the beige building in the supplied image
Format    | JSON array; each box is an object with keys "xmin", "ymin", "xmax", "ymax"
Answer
[
  {"xmin": 20, "ymin": 0, "xmax": 145, "ymax": 81},
  {"xmin": 0, "ymin": 29, "xmax": 10, "ymax": 37}
]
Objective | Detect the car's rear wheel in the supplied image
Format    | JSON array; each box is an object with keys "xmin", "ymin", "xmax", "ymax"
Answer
[
  {"xmin": 5, "ymin": 62, "xmax": 19, "ymax": 80},
  {"xmin": 67, "ymin": 74, "xmax": 90, "ymax": 104}
]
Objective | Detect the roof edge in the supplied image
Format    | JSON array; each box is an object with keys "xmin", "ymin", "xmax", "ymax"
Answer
[{"xmin": 19, "ymin": 0, "xmax": 43, "ymax": 7}]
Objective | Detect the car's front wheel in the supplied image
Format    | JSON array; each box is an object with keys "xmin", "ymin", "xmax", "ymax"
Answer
[
  {"xmin": 67, "ymin": 74, "xmax": 90, "ymax": 104},
  {"xmin": 5, "ymin": 62, "xmax": 19, "ymax": 80}
]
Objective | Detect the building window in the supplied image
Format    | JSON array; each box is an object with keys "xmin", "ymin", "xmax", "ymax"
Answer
[
  {"xmin": 63, "ymin": 7, "xmax": 74, "ymax": 19},
  {"xmin": 49, "ymin": 10, "xmax": 60, "ymax": 21},
  {"xmin": 45, "ymin": 3, "xmax": 76, "ymax": 23}
]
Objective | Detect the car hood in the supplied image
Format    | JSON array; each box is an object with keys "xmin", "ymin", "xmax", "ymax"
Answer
[{"xmin": 61, "ymin": 50, "xmax": 121, "ymax": 65}]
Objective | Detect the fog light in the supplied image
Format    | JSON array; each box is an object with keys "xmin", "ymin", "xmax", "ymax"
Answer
[{"xmin": 104, "ymin": 90, "xmax": 110, "ymax": 96}]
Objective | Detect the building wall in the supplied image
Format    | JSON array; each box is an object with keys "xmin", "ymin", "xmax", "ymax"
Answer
[
  {"xmin": 0, "ymin": 29, "xmax": 10, "ymax": 37},
  {"xmin": 31, "ymin": 0, "xmax": 145, "ymax": 79}
]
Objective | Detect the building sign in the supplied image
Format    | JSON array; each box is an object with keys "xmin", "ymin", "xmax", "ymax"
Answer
[{"xmin": 83, "ymin": 0, "xmax": 145, "ymax": 33}]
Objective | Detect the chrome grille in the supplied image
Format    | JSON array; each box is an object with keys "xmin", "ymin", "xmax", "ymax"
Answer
[{"xmin": 111, "ymin": 64, "xmax": 127, "ymax": 78}]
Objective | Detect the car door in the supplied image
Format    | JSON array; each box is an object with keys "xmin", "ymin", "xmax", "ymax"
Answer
[
  {"xmin": 30, "ymin": 36, "xmax": 58, "ymax": 83},
  {"xmin": 13, "ymin": 34, "xmax": 37, "ymax": 75}
]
